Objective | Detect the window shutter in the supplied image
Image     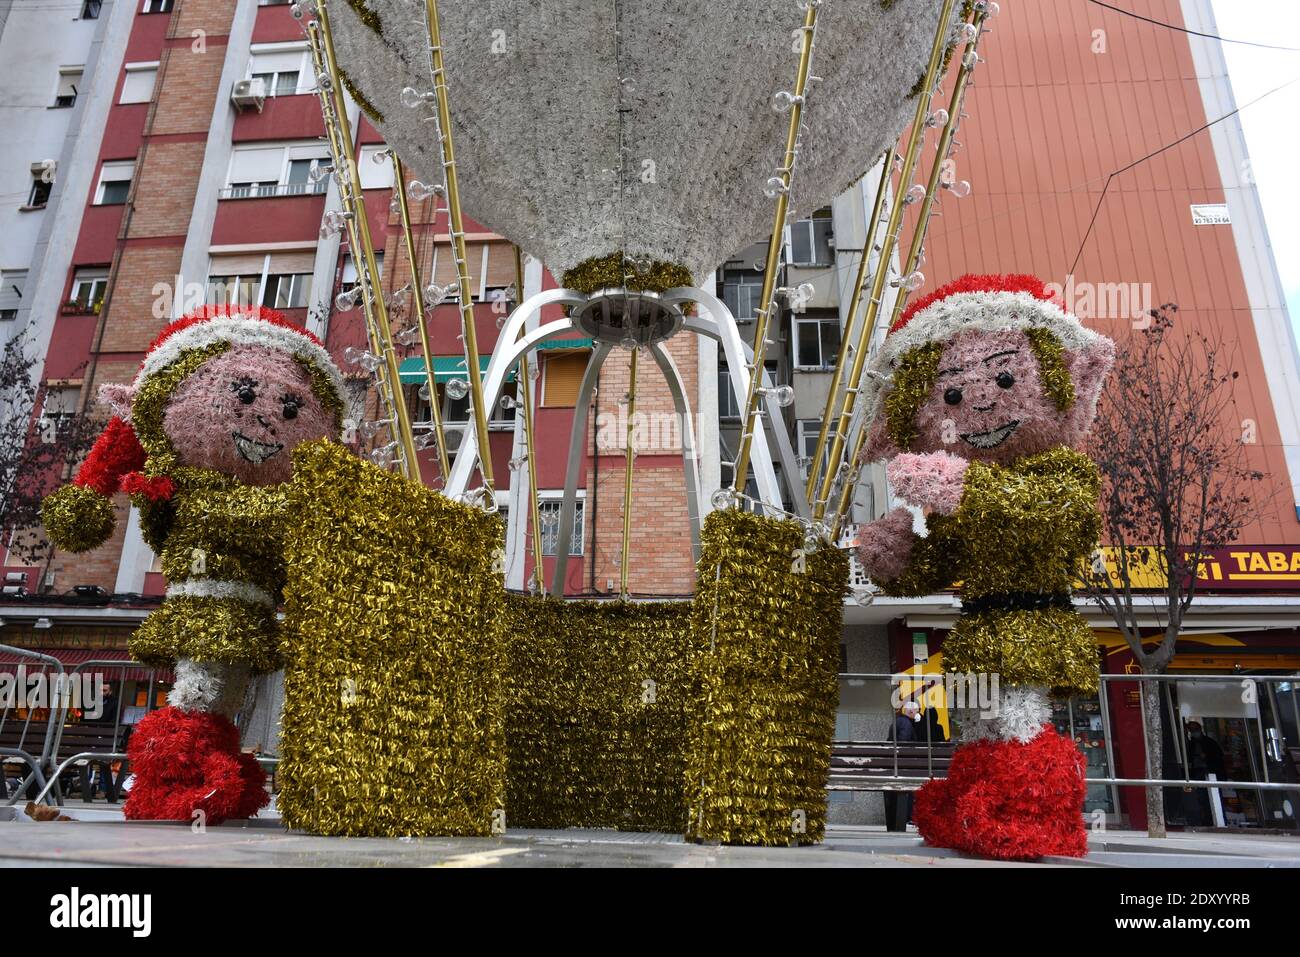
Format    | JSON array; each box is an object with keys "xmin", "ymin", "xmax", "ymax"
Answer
[
  {"xmin": 249, "ymin": 49, "xmax": 304, "ymax": 76},
  {"xmin": 208, "ymin": 254, "xmax": 267, "ymax": 277},
  {"xmin": 484, "ymin": 243, "xmax": 516, "ymax": 289},
  {"xmin": 120, "ymin": 65, "xmax": 157, "ymax": 104},
  {"xmin": 267, "ymin": 251, "xmax": 317, "ymax": 274},
  {"xmin": 432, "ymin": 243, "xmax": 484, "ymax": 297},
  {"xmin": 541, "ymin": 352, "xmax": 589, "ymax": 407},
  {"xmin": 228, "ymin": 147, "xmax": 283, "ymax": 184},
  {"xmin": 0, "ymin": 270, "xmax": 27, "ymax": 312}
]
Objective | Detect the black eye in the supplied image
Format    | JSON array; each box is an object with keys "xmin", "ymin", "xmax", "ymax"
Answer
[
  {"xmin": 282, "ymin": 402, "xmax": 299, "ymax": 420},
  {"xmin": 996, "ymin": 371, "xmax": 1015, "ymax": 389},
  {"xmin": 944, "ymin": 387, "xmax": 963, "ymax": 406},
  {"xmin": 232, "ymin": 377, "xmax": 257, "ymax": 404}
]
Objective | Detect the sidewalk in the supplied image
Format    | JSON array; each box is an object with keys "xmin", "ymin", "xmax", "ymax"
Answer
[{"xmin": 3, "ymin": 802, "xmax": 1298, "ymax": 867}]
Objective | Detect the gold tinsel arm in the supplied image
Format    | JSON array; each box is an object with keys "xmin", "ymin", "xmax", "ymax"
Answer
[
  {"xmin": 41, "ymin": 484, "xmax": 116, "ymax": 553},
  {"xmin": 561, "ymin": 253, "xmax": 693, "ymax": 294}
]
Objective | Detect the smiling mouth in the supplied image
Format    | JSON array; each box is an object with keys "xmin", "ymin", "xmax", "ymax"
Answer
[
  {"xmin": 960, "ymin": 420, "xmax": 1021, "ymax": 449},
  {"xmin": 232, "ymin": 431, "xmax": 284, "ymax": 464}
]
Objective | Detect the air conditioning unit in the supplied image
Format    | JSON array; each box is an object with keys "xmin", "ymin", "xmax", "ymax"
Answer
[{"xmin": 231, "ymin": 77, "xmax": 267, "ymax": 113}]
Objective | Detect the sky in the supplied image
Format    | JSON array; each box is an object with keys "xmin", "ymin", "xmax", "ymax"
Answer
[{"xmin": 1209, "ymin": 1, "xmax": 1300, "ymax": 339}]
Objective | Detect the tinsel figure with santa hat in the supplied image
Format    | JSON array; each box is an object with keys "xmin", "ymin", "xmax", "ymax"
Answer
[
  {"xmin": 856, "ymin": 273, "xmax": 1115, "ymax": 859},
  {"xmin": 42, "ymin": 305, "xmax": 345, "ymax": 823}
]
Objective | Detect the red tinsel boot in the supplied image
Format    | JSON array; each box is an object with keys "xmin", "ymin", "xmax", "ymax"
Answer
[
  {"xmin": 914, "ymin": 725, "xmax": 1088, "ymax": 861},
  {"xmin": 124, "ymin": 706, "xmax": 269, "ymax": 825}
]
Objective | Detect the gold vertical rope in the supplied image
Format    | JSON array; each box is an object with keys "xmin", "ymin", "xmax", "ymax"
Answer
[
  {"xmin": 812, "ymin": 0, "xmax": 959, "ymax": 522},
  {"xmin": 803, "ymin": 147, "xmax": 895, "ymax": 500},
  {"xmin": 513, "ymin": 246, "xmax": 545, "ymax": 591},
  {"xmin": 422, "ymin": 0, "xmax": 494, "ymax": 496},
  {"xmin": 621, "ymin": 346, "xmax": 639, "ymax": 597},
  {"xmin": 828, "ymin": 7, "xmax": 989, "ymax": 533},
  {"xmin": 729, "ymin": 0, "xmax": 820, "ymax": 500},
  {"xmin": 391, "ymin": 153, "xmax": 453, "ymax": 481},
  {"xmin": 314, "ymin": 6, "xmax": 421, "ymax": 480}
]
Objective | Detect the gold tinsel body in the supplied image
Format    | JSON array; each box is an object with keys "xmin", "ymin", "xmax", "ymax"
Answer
[
  {"xmin": 878, "ymin": 445, "xmax": 1103, "ymax": 695},
  {"xmin": 126, "ymin": 469, "xmax": 288, "ymax": 672}
]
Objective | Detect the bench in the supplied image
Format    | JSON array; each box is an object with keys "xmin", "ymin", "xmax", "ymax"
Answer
[
  {"xmin": 1, "ymin": 723, "xmax": 127, "ymax": 802},
  {"xmin": 829, "ymin": 740, "xmax": 955, "ymax": 791}
]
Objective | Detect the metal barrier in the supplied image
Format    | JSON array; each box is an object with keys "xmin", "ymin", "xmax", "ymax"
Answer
[
  {"xmin": 0, "ymin": 644, "xmax": 62, "ymax": 804},
  {"xmin": 829, "ymin": 672, "xmax": 1300, "ymax": 825}
]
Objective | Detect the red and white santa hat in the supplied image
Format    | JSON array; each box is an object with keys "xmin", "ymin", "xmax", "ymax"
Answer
[
  {"xmin": 132, "ymin": 304, "xmax": 346, "ymax": 405},
  {"xmin": 862, "ymin": 273, "xmax": 1105, "ymax": 420}
]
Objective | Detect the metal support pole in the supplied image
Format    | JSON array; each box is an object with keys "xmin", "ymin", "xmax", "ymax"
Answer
[
  {"xmin": 620, "ymin": 347, "xmax": 639, "ymax": 597},
  {"xmin": 827, "ymin": 3, "xmax": 988, "ymax": 530},
  {"xmin": 813, "ymin": 0, "xmax": 960, "ymax": 523},
  {"xmin": 391, "ymin": 153, "xmax": 452, "ymax": 480},
  {"xmin": 422, "ymin": 0, "xmax": 494, "ymax": 495},
  {"xmin": 314, "ymin": 9, "xmax": 421, "ymax": 479},
  {"xmin": 804, "ymin": 148, "xmax": 894, "ymax": 500},
  {"xmin": 730, "ymin": 0, "xmax": 820, "ymax": 498},
  {"xmin": 514, "ymin": 246, "xmax": 545, "ymax": 591}
]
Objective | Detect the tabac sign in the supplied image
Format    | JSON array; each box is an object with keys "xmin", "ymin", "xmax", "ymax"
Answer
[{"xmin": 1088, "ymin": 546, "xmax": 1300, "ymax": 592}]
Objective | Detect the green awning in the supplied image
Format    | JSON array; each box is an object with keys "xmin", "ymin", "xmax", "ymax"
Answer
[
  {"xmin": 534, "ymin": 337, "xmax": 594, "ymax": 351},
  {"xmin": 398, "ymin": 356, "xmax": 514, "ymax": 384}
]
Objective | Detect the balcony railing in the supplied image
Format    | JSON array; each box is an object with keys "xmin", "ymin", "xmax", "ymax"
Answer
[{"xmin": 219, "ymin": 182, "xmax": 327, "ymax": 200}]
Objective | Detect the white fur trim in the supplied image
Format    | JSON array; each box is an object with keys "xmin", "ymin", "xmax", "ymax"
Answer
[
  {"xmin": 135, "ymin": 313, "xmax": 346, "ymax": 408},
  {"xmin": 168, "ymin": 657, "xmax": 252, "ymax": 718},
  {"xmin": 955, "ymin": 685, "xmax": 1051, "ymax": 744},
  {"xmin": 166, "ymin": 578, "xmax": 276, "ymax": 608},
  {"xmin": 859, "ymin": 291, "xmax": 1103, "ymax": 452}
]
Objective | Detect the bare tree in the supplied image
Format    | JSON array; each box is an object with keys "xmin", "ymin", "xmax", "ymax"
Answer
[
  {"xmin": 1082, "ymin": 304, "xmax": 1264, "ymax": 838},
  {"xmin": 0, "ymin": 332, "xmax": 96, "ymax": 568}
]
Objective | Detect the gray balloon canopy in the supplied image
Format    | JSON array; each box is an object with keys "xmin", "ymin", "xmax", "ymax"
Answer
[{"xmin": 326, "ymin": 0, "xmax": 953, "ymax": 279}]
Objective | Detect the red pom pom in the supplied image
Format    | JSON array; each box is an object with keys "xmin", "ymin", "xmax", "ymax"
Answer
[
  {"xmin": 120, "ymin": 472, "xmax": 176, "ymax": 503},
  {"xmin": 124, "ymin": 706, "xmax": 269, "ymax": 824},
  {"xmin": 73, "ymin": 416, "xmax": 146, "ymax": 497},
  {"xmin": 914, "ymin": 725, "xmax": 1088, "ymax": 860},
  {"xmin": 892, "ymin": 272, "xmax": 1061, "ymax": 334}
]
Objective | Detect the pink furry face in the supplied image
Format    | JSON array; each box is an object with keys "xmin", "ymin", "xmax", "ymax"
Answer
[
  {"xmin": 909, "ymin": 329, "xmax": 1074, "ymax": 464},
  {"xmin": 161, "ymin": 345, "xmax": 337, "ymax": 485}
]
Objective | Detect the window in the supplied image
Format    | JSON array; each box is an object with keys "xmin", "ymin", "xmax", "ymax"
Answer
[
  {"xmin": 141, "ymin": 0, "xmax": 174, "ymax": 13},
  {"xmin": 718, "ymin": 360, "xmax": 779, "ymax": 419},
  {"xmin": 53, "ymin": 68, "xmax": 83, "ymax": 108},
  {"xmin": 0, "ymin": 270, "xmax": 26, "ymax": 322},
  {"xmin": 796, "ymin": 419, "xmax": 829, "ymax": 480},
  {"xmin": 262, "ymin": 273, "xmax": 312, "ymax": 309},
  {"xmin": 68, "ymin": 268, "xmax": 108, "ymax": 313},
  {"xmin": 793, "ymin": 316, "xmax": 840, "ymax": 369},
  {"xmin": 538, "ymin": 497, "xmax": 584, "ymax": 557},
  {"xmin": 120, "ymin": 63, "xmax": 158, "ymax": 104},
  {"xmin": 94, "ymin": 161, "xmax": 135, "ymax": 205},
  {"xmin": 248, "ymin": 47, "xmax": 308, "ymax": 97},
  {"xmin": 26, "ymin": 166, "xmax": 53, "ymax": 209},
  {"xmin": 357, "ymin": 146, "xmax": 395, "ymax": 190},
  {"xmin": 340, "ymin": 252, "xmax": 383, "ymax": 294},
  {"xmin": 225, "ymin": 143, "xmax": 329, "ymax": 198},
  {"xmin": 206, "ymin": 275, "xmax": 259, "ymax": 307},
  {"xmin": 789, "ymin": 208, "xmax": 834, "ymax": 266},
  {"xmin": 40, "ymin": 386, "xmax": 81, "ymax": 440},
  {"xmin": 81, "ymin": 1, "xmax": 104, "ymax": 18},
  {"xmin": 720, "ymin": 267, "xmax": 763, "ymax": 321},
  {"xmin": 540, "ymin": 352, "xmax": 589, "ymax": 407},
  {"xmin": 435, "ymin": 379, "xmax": 516, "ymax": 429}
]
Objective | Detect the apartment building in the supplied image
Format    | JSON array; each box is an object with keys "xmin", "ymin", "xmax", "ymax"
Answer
[{"xmin": 0, "ymin": 0, "xmax": 1297, "ymax": 829}]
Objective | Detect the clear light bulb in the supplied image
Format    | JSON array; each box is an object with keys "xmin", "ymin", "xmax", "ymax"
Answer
[
  {"xmin": 710, "ymin": 488, "xmax": 736, "ymax": 510},
  {"xmin": 446, "ymin": 378, "xmax": 469, "ymax": 400},
  {"xmin": 770, "ymin": 384, "xmax": 795, "ymax": 408},
  {"xmin": 771, "ymin": 90, "xmax": 802, "ymax": 113},
  {"xmin": 955, "ymin": 22, "xmax": 979, "ymax": 44},
  {"xmin": 947, "ymin": 179, "xmax": 972, "ymax": 198},
  {"xmin": 335, "ymin": 289, "xmax": 358, "ymax": 311},
  {"xmin": 400, "ymin": 87, "xmax": 429, "ymax": 110},
  {"xmin": 904, "ymin": 183, "xmax": 927, "ymax": 204},
  {"xmin": 763, "ymin": 176, "xmax": 789, "ymax": 199}
]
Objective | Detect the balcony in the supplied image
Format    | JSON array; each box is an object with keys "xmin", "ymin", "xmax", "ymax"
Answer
[
  {"xmin": 219, "ymin": 182, "xmax": 327, "ymax": 200},
  {"xmin": 59, "ymin": 299, "xmax": 103, "ymax": 317}
]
